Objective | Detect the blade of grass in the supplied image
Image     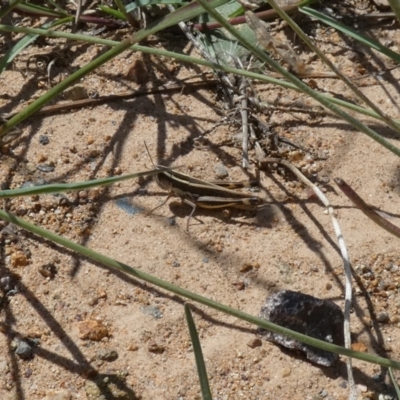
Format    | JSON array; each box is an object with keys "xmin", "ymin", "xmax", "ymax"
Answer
[
  {"xmin": 389, "ymin": 368, "xmax": 400, "ymax": 399},
  {"xmin": 195, "ymin": 0, "xmax": 400, "ymax": 159},
  {"xmin": 0, "ymin": 0, "xmax": 24, "ymax": 19},
  {"xmin": 300, "ymin": 6, "xmax": 400, "ymax": 63},
  {"xmin": 113, "ymin": 0, "xmax": 138, "ymax": 27},
  {"xmin": 98, "ymin": 6, "xmax": 127, "ymax": 20},
  {"xmin": 14, "ymin": 2, "xmax": 68, "ymax": 18},
  {"xmin": 46, "ymin": 0, "xmax": 68, "ymax": 15},
  {"xmin": 0, "ymin": 209, "xmax": 400, "ymax": 370},
  {"xmin": 386, "ymin": 0, "xmax": 400, "ymax": 25},
  {"xmin": 0, "ymin": 18, "xmax": 73, "ymax": 76},
  {"xmin": 185, "ymin": 304, "xmax": 213, "ymax": 400},
  {"xmin": 125, "ymin": 0, "xmax": 185, "ymax": 13},
  {"xmin": 0, "ymin": 0, "xmax": 230, "ymax": 138},
  {"xmin": 0, "ymin": 169, "xmax": 161, "ymax": 199}
]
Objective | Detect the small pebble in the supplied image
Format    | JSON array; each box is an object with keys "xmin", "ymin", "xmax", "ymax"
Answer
[
  {"xmin": 26, "ymin": 163, "xmax": 37, "ymax": 173},
  {"xmin": 347, "ymin": 51, "xmax": 359, "ymax": 62},
  {"xmin": 385, "ymin": 262, "xmax": 393, "ymax": 271},
  {"xmin": 64, "ymin": 85, "xmax": 88, "ymax": 100},
  {"xmin": 0, "ymin": 275, "xmax": 18, "ymax": 292},
  {"xmin": 357, "ymin": 384, "xmax": 368, "ymax": 393},
  {"xmin": 96, "ymin": 348, "xmax": 118, "ymax": 362},
  {"xmin": 11, "ymin": 251, "xmax": 29, "ymax": 267},
  {"xmin": 232, "ymin": 281, "xmax": 245, "ymax": 290},
  {"xmin": 214, "ymin": 163, "xmax": 229, "ymax": 179},
  {"xmin": 167, "ymin": 217, "xmax": 176, "ymax": 226},
  {"xmin": 351, "ymin": 342, "xmax": 367, "ymax": 352},
  {"xmin": 372, "ymin": 374, "xmax": 382, "ymax": 381},
  {"xmin": 78, "ymin": 319, "xmax": 110, "ymax": 341},
  {"xmin": 319, "ymin": 389, "xmax": 328, "ymax": 398},
  {"xmin": 37, "ymin": 164, "xmax": 55, "ymax": 172},
  {"xmin": 38, "ymin": 263, "xmax": 57, "ymax": 279},
  {"xmin": 140, "ymin": 305, "xmax": 163, "ymax": 319},
  {"xmin": 42, "ymin": 390, "xmax": 72, "ymax": 400},
  {"xmin": 240, "ymin": 263, "xmax": 253, "ymax": 273},
  {"xmin": 147, "ymin": 340, "xmax": 165, "ymax": 354},
  {"xmin": 247, "ymin": 338, "xmax": 262, "ymax": 348},
  {"xmin": 391, "ymin": 265, "xmax": 399, "ymax": 273},
  {"xmin": 338, "ymin": 380, "xmax": 347, "ymax": 388},
  {"xmin": 39, "ymin": 135, "xmax": 49, "ymax": 145},
  {"xmin": 376, "ymin": 312, "xmax": 389, "ymax": 323},
  {"xmin": 15, "ymin": 340, "xmax": 33, "ymax": 360}
]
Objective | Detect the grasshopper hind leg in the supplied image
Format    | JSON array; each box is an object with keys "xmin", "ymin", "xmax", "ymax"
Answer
[{"xmin": 183, "ymin": 199, "xmax": 203, "ymax": 232}]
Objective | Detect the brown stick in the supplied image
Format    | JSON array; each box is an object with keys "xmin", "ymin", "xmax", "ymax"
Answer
[
  {"xmin": 334, "ymin": 177, "xmax": 400, "ymax": 239},
  {"xmin": 192, "ymin": 4, "xmax": 300, "ymax": 32},
  {"xmin": 2, "ymin": 80, "xmax": 219, "ymax": 120}
]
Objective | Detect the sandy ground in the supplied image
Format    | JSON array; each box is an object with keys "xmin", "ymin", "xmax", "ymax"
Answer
[{"xmin": 2, "ymin": 3, "xmax": 400, "ymax": 400}]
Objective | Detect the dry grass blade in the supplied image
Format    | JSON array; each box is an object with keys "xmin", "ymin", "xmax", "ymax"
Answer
[
  {"xmin": 260, "ymin": 157, "xmax": 356, "ymax": 399},
  {"xmin": 335, "ymin": 178, "xmax": 400, "ymax": 240}
]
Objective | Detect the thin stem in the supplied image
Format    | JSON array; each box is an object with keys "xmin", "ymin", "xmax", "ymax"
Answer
[{"xmin": 1, "ymin": 208, "xmax": 400, "ymax": 370}]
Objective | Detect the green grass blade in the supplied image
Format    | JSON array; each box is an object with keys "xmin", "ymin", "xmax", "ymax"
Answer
[
  {"xmin": 0, "ymin": 0, "xmax": 24, "ymax": 19},
  {"xmin": 389, "ymin": 368, "xmax": 400, "ymax": 399},
  {"xmin": 98, "ymin": 6, "xmax": 127, "ymax": 20},
  {"xmin": 1, "ymin": 209, "xmax": 400, "ymax": 370},
  {"xmin": 300, "ymin": 6, "xmax": 400, "ymax": 63},
  {"xmin": 0, "ymin": 169, "xmax": 160, "ymax": 199},
  {"xmin": 15, "ymin": 2, "xmax": 67, "ymax": 17},
  {"xmin": 0, "ymin": 18, "xmax": 71, "ymax": 76},
  {"xmin": 113, "ymin": 0, "xmax": 131, "ymax": 21},
  {"xmin": 46, "ymin": 0, "xmax": 67, "ymax": 14},
  {"xmin": 185, "ymin": 304, "xmax": 213, "ymax": 400},
  {"xmin": 125, "ymin": 0, "xmax": 184, "ymax": 13},
  {"xmin": 387, "ymin": 0, "xmax": 400, "ymax": 24}
]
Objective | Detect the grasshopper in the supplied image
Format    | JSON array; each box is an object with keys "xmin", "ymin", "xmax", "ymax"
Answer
[{"xmin": 145, "ymin": 145, "xmax": 265, "ymax": 230}]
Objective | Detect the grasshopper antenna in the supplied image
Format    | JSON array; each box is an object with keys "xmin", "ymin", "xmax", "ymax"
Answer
[{"xmin": 144, "ymin": 141, "xmax": 157, "ymax": 169}]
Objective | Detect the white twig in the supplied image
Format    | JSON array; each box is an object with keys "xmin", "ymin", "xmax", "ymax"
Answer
[
  {"xmin": 260, "ymin": 157, "xmax": 356, "ymax": 400},
  {"xmin": 240, "ymin": 80, "xmax": 250, "ymax": 169}
]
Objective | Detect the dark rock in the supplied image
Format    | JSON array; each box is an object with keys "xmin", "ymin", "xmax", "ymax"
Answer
[
  {"xmin": 376, "ymin": 312, "xmax": 389, "ymax": 323},
  {"xmin": 39, "ymin": 135, "xmax": 49, "ymax": 145},
  {"xmin": 258, "ymin": 290, "xmax": 344, "ymax": 367},
  {"xmin": 15, "ymin": 340, "xmax": 33, "ymax": 360},
  {"xmin": 38, "ymin": 263, "xmax": 57, "ymax": 279}
]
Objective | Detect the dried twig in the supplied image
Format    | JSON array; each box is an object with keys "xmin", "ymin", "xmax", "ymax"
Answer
[
  {"xmin": 260, "ymin": 157, "xmax": 355, "ymax": 396},
  {"xmin": 1, "ymin": 80, "xmax": 218, "ymax": 121},
  {"xmin": 335, "ymin": 177, "xmax": 400, "ymax": 240},
  {"xmin": 239, "ymin": 80, "xmax": 250, "ymax": 169}
]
